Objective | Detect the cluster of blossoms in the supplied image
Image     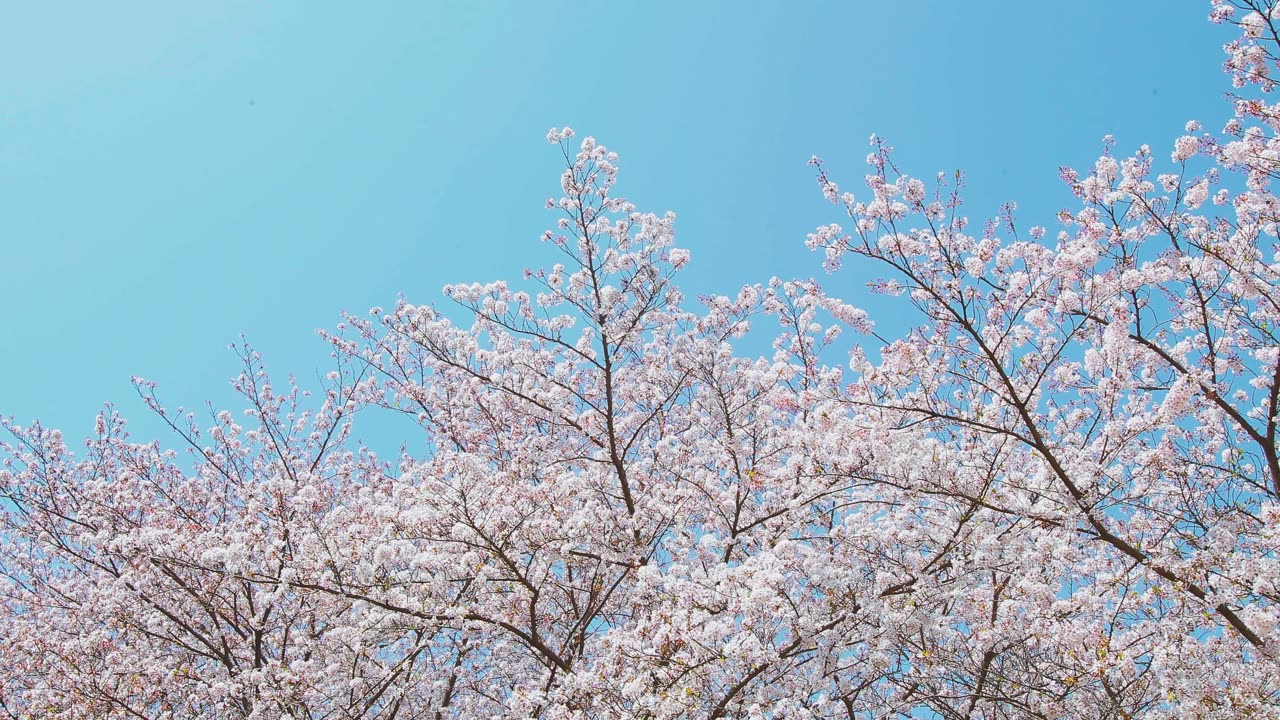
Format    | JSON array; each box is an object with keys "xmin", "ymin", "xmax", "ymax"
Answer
[{"xmin": 4, "ymin": 3, "xmax": 1280, "ymax": 718}]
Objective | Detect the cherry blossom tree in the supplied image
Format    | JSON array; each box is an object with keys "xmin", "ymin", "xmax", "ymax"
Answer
[
  {"xmin": 800, "ymin": 2, "xmax": 1280, "ymax": 715},
  {"xmin": 3, "ymin": 2, "xmax": 1280, "ymax": 718}
]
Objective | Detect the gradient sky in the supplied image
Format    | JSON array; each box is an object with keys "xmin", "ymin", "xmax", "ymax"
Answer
[{"xmin": 0, "ymin": 2, "xmax": 1236, "ymax": 447}]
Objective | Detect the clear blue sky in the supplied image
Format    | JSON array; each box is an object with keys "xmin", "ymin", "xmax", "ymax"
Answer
[{"xmin": 0, "ymin": 2, "xmax": 1233, "ymax": 444}]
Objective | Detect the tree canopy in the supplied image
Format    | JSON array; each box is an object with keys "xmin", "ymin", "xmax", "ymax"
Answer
[{"xmin": 4, "ymin": 2, "xmax": 1280, "ymax": 718}]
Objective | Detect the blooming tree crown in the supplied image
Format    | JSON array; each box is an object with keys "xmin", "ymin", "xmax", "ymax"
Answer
[{"xmin": 4, "ymin": 3, "xmax": 1280, "ymax": 718}]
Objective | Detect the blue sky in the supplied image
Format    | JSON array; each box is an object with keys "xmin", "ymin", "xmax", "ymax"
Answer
[{"xmin": 0, "ymin": 2, "xmax": 1234, "ymax": 445}]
